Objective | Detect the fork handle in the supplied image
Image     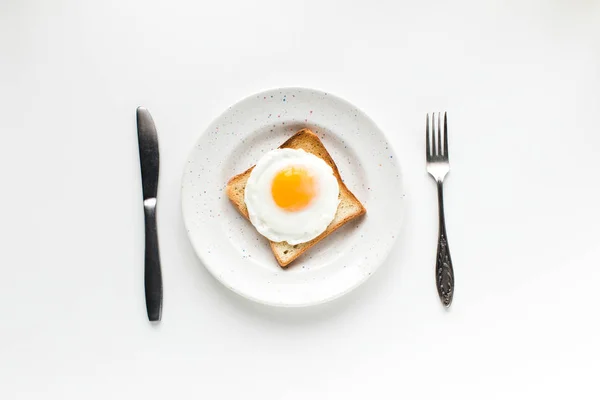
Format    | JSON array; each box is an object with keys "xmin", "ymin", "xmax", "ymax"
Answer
[{"xmin": 436, "ymin": 181, "xmax": 454, "ymax": 307}]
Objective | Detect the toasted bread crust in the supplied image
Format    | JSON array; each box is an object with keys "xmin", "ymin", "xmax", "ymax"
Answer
[{"xmin": 226, "ymin": 129, "xmax": 366, "ymax": 267}]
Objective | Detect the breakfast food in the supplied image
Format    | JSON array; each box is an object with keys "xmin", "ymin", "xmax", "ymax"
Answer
[
  {"xmin": 226, "ymin": 128, "xmax": 366, "ymax": 267},
  {"xmin": 244, "ymin": 148, "xmax": 340, "ymax": 244}
]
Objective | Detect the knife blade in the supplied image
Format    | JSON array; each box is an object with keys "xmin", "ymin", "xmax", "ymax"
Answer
[{"xmin": 136, "ymin": 107, "xmax": 163, "ymax": 322}]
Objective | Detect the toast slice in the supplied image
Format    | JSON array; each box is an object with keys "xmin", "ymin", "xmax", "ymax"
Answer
[{"xmin": 226, "ymin": 128, "xmax": 366, "ymax": 267}]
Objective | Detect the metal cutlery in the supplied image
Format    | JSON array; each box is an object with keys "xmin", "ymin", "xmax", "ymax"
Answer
[
  {"xmin": 426, "ymin": 112, "xmax": 455, "ymax": 308},
  {"xmin": 136, "ymin": 107, "xmax": 163, "ymax": 321}
]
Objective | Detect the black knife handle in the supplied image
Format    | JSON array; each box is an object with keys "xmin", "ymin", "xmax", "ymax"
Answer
[{"xmin": 143, "ymin": 198, "xmax": 162, "ymax": 321}]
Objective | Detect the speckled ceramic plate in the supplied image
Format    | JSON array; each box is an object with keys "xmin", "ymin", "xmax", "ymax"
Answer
[{"xmin": 182, "ymin": 88, "xmax": 404, "ymax": 307}]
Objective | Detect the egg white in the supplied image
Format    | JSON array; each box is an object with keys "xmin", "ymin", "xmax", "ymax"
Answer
[{"xmin": 244, "ymin": 148, "xmax": 340, "ymax": 245}]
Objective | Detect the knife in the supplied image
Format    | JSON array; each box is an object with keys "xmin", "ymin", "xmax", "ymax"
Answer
[{"xmin": 136, "ymin": 107, "xmax": 163, "ymax": 322}]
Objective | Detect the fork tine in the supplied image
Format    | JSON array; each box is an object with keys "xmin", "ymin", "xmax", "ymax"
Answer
[
  {"xmin": 426, "ymin": 113, "xmax": 431, "ymax": 159},
  {"xmin": 437, "ymin": 113, "xmax": 442, "ymax": 156},
  {"xmin": 431, "ymin": 113, "xmax": 437, "ymax": 156},
  {"xmin": 443, "ymin": 112, "xmax": 448, "ymax": 157}
]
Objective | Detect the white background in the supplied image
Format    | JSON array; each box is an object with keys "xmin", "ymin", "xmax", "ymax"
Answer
[{"xmin": 1, "ymin": 0, "xmax": 599, "ymax": 398}]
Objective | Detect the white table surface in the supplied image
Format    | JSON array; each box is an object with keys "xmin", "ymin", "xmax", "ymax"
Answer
[{"xmin": 2, "ymin": 1, "xmax": 600, "ymax": 399}]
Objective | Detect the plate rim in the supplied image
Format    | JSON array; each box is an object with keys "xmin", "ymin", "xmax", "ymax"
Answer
[{"xmin": 181, "ymin": 86, "xmax": 405, "ymax": 307}]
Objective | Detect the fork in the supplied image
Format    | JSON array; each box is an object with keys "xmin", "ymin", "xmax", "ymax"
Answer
[{"xmin": 426, "ymin": 112, "xmax": 455, "ymax": 307}]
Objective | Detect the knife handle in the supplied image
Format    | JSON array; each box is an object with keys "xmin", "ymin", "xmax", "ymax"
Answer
[{"xmin": 143, "ymin": 198, "xmax": 162, "ymax": 321}]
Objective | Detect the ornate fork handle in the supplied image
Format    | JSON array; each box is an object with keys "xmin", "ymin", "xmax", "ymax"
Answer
[{"xmin": 435, "ymin": 181, "xmax": 454, "ymax": 307}]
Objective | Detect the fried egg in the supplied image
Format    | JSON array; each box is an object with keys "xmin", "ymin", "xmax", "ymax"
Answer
[{"xmin": 244, "ymin": 148, "xmax": 340, "ymax": 245}]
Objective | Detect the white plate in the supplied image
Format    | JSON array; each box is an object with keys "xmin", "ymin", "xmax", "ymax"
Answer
[{"xmin": 182, "ymin": 88, "xmax": 405, "ymax": 307}]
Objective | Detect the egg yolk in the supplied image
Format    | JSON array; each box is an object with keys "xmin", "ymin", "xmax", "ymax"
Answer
[{"xmin": 271, "ymin": 166, "xmax": 316, "ymax": 211}]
